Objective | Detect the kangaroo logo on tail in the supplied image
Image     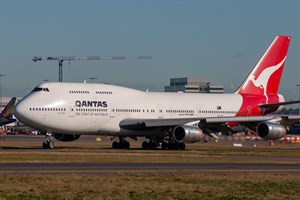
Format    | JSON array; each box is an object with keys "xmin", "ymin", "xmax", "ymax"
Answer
[
  {"xmin": 236, "ymin": 36, "xmax": 290, "ymax": 105},
  {"xmin": 248, "ymin": 57, "xmax": 286, "ymax": 103}
]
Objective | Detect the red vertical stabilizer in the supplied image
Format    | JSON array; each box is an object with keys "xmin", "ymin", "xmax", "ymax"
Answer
[{"xmin": 236, "ymin": 36, "xmax": 290, "ymax": 98}]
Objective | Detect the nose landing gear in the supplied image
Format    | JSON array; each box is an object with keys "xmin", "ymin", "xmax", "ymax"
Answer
[{"xmin": 43, "ymin": 133, "xmax": 54, "ymax": 149}]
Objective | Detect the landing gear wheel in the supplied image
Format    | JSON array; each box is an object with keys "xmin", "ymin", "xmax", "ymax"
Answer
[
  {"xmin": 42, "ymin": 142, "xmax": 47, "ymax": 149},
  {"xmin": 49, "ymin": 141, "xmax": 54, "ymax": 149},
  {"xmin": 124, "ymin": 141, "xmax": 130, "ymax": 149},
  {"xmin": 168, "ymin": 142, "xmax": 175, "ymax": 150},
  {"xmin": 112, "ymin": 139, "xmax": 130, "ymax": 149},
  {"xmin": 117, "ymin": 142, "xmax": 124, "ymax": 149},
  {"xmin": 162, "ymin": 142, "xmax": 168, "ymax": 150},
  {"xmin": 42, "ymin": 133, "xmax": 54, "ymax": 149},
  {"xmin": 43, "ymin": 141, "xmax": 54, "ymax": 149},
  {"xmin": 179, "ymin": 142, "xmax": 186, "ymax": 150},
  {"xmin": 149, "ymin": 142, "xmax": 157, "ymax": 150},
  {"xmin": 112, "ymin": 141, "xmax": 118, "ymax": 149},
  {"xmin": 117, "ymin": 141, "xmax": 130, "ymax": 149},
  {"xmin": 142, "ymin": 141, "xmax": 148, "ymax": 149}
]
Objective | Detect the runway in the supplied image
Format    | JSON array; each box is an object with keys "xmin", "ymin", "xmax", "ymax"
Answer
[
  {"xmin": 1, "ymin": 135, "xmax": 300, "ymax": 175},
  {"xmin": 1, "ymin": 162, "xmax": 299, "ymax": 175}
]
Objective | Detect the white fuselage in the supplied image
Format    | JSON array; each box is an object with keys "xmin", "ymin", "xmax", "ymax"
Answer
[{"xmin": 14, "ymin": 82, "xmax": 244, "ymax": 136}]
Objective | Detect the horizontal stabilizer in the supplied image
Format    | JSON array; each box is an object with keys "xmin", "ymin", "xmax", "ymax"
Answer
[{"xmin": 259, "ymin": 100, "xmax": 300, "ymax": 108}]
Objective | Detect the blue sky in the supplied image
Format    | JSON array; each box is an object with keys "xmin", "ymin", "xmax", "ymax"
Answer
[{"xmin": 0, "ymin": 0, "xmax": 299, "ymax": 101}]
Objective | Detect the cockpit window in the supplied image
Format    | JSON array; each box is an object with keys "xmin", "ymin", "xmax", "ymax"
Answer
[{"xmin": 32, "ymin": 87, "xmax": 50, "ymax": 92}]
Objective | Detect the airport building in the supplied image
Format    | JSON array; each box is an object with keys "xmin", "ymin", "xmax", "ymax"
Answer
[{"xmin": 164, "ymin": 77, "xmax": 224, "ymax": 93}]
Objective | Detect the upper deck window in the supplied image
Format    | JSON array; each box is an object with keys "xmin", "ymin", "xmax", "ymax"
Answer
[{"xmin": 32, "ymin": 87, "xmax": 50, "ymax": 92}]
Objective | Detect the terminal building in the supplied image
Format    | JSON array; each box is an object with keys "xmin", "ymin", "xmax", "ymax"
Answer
[{"xmin": 164, "ymin": 77, "xmax": 224, "ymax": 93}]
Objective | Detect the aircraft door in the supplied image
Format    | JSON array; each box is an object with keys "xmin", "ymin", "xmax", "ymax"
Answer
[
  {"xmin": 110, "ymin": 103, "xmax": 115, "ymax": 118},
  {"xmin": 247, "ymin": 106, "xmax": 252, "ymax": 116},
  {"xmin": 68, "ymin": 107, "xmax": 75, "ymax": 117},
  {"xmin": 197, "ymin": 105, "xmax": 202, "ymax": 117},
  {"xmin": 157, "ymin": 104, "xmax": 163, "ymax": 118}
]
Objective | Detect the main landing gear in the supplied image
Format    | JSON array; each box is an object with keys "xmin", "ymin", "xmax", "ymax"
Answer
[
  {"xmin": 141, "ymin": 136, "xmax": 186, "ymax": 150},
  {"xmin": 112, "ymin": 136, "xmax": 130, "ymax": 149},
  {"xmin": 43, "ymin": 133, "xmax": 54, "ymax": 149},
  {"xmin": 162, "ymin": 141, "xmax": 185, "ymax": 150}
]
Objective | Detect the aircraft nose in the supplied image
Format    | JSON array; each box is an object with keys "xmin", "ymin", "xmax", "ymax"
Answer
[{"xmin": 13, "ymin": 101, "xmax": 27, "ymax": 122}]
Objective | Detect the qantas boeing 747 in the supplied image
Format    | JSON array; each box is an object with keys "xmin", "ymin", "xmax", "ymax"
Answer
[{"xmin": 13, "ymin": 36, "xmax": 300, "ymax": 149}]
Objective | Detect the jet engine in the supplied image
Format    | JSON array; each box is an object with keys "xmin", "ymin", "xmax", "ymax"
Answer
[
  {"xmin": 256, "ymin": 122, "xmax": 286, "ymax": 140},
  {"xmin": 53, "ymin": 133, "xmax": 81, "ymax": 142},
  {"xmin": 172, "ymin": 125, "xmax": 204, "ymax": 143}
]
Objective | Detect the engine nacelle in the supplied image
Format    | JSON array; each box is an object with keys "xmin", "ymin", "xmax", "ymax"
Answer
[
  {"xmin": 172, "ymin": 125, "xmax": 204, "ymax": 143},
  {"xmin": 53, "ymin": 133, "xmax": 81, "ymax": 142},
  {"xmin": 256, "ymin": 122, "xmax": 286, "ymax": 140}
]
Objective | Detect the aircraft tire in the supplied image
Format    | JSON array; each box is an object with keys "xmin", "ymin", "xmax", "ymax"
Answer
[
  {"xmin": 149, "ymin": 142, "xmax": 156, "ymax": 150},
  {"xmin": 42, "ymin": 141, "xmax": 54, "ymax": 149},
  {"xmin": 112, "ymin": 141, "xmax": 118, "ymax": 149},
  {"xmin": 167, "ymin": 142, "xmax": 174, "ymax": 150},
  {"xmin": 179, "ymin": 143, "xmax": 185, "ymax": 150},
  {"xmin": 117, "ymin": 142, "xmax": 124, "ymax": 149},
  {"xmin": 142, "ymin": 141, "xmax": 148, "ymax": 149},
  {"xmin": 124, "ymin": 141, "xmax": 130, "ymax": 149},
  {"xmin": 49, "ymin": 141, "xmax": 54, "ymax": 149},
  {"xmin": 161, "ymin": 142, "xmax": 167, "ymax": 150}
]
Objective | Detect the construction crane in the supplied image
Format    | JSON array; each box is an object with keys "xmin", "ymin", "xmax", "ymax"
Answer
[{"xmin": 32, "ymin": 55, "xmax": 152, "ymax": 82}]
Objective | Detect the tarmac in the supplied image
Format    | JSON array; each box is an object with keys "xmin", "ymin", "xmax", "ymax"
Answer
[
  {"xmin": 1, "ymin": 135, "xmax": 300, "ymax": 175},
  {"xmin": 0, "ymin": 162, "xmax": 300, "ymax": 175}
]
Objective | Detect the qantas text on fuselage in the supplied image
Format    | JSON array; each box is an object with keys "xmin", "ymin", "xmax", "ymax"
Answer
[{"xmin": 75, "ymin": 100, "xmax": 107, "ymax": 108}]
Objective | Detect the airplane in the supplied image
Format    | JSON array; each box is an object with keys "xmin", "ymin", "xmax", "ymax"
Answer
[
  {"xmin": 0, "ymin": 97, "xmax": 17, "ymax": 127},
  {"xmin": 13, "ymin": 35, "xmax": 300, "ymax": 149}
]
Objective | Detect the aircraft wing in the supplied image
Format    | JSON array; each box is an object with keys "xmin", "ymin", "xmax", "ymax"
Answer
[
  {"xmin": 278, "ymin": 115, "xmax": 300, "ymax": 125},
  {"xmin": 119, "ymin": 116, "xmax": 279, "ymax": 131},
  {"xmin": 120, "ymin": 118, "xmax": 198, "ymax": 130},
  {"xmin": 120, "ymin": 115, "xmax": 300, "ymax": 134}
]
